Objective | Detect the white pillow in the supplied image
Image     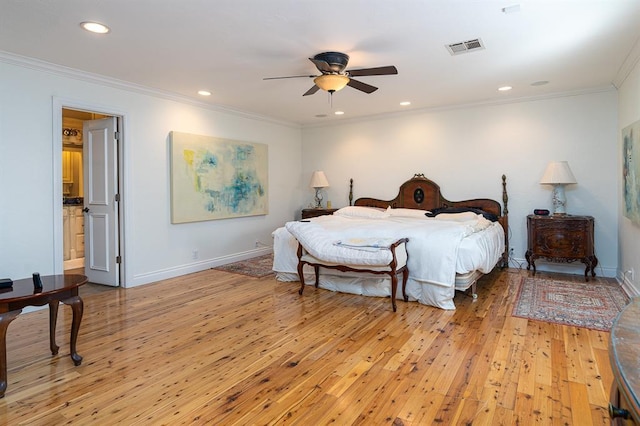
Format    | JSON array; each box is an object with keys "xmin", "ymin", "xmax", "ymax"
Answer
[
  {"xmin": 334, "ymin": 206, "xmax": 389, "ymax": 219},
  {"xmin": 387, "ymin": 207, "xmax": 431, "ymax": 218},
  {"xmin": 433, "ymin": 212, "xmax": 479, "ymax": 222}
]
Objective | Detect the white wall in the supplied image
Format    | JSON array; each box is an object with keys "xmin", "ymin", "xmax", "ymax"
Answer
[
  {"xmin": 301, "ymin": 90, "xmax": 619, "ymax": 278},
  {"xmin": 618, "ymin": 55, "xmax": 640, "ymax": 295},
  {"xmin": 0, "ymin": 56, "xmax": 302, "ymax": 287},
  {"xmin": 0, "ymin": 52, "xmax": 624, "ymax": 287}
]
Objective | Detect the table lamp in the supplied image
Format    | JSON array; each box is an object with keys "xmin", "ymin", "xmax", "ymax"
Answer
[
  {"xmin": 309, "ymin": 171, "xmax": 329, "ymax": 208},
  {"xmin": 540, "ymin": 161, "xmax": 577, "ymax": 215}
]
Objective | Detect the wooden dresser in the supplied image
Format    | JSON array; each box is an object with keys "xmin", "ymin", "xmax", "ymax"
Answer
[
  {"xmin": 301, "ymin": 208, "xmax": 337, "ymax": 219},
  {"xmin": 525, "ymin": 214, "xmax": 598, "ymax": 281},
  {"xmin": 609, "ymin": 297, "xmax": 639, "ymax": 424}
]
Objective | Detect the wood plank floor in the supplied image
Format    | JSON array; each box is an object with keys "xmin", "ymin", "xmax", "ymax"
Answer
[{"xmin": 1, "ymin": 268, "xmax": 617, "ymax": 425}]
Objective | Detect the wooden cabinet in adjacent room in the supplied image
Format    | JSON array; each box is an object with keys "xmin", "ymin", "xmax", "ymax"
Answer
[{"xmin": 63, "ymin": 206, "xmax": 85, "ymax": 261}]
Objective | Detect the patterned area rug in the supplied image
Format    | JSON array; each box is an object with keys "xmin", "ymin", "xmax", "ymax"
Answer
[
  {"xmin": 512, "ymin": 277, "xmax": 630, "ymax": 331},
  {"xmin": 213, "ymin": 253, "xmax": 274, "ymax": 278}
]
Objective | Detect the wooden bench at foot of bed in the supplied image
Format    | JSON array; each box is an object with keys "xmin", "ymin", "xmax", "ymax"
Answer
[{"xmin": 296, "ymin": 238, "xmax": 409, "ymax": 312}]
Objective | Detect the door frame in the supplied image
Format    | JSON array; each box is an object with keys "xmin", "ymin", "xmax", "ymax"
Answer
[{"xmin": 52, "ymin": 97, "xmax": 130, "ymax": 287}]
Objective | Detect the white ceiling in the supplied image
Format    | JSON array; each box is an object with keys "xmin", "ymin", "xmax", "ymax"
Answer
[{"xmin": 2, "ymin": 1, "xmax": 640, "ymax": 125}]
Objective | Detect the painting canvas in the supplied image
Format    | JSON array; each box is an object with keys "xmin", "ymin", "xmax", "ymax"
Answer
[
  {"xmin": 170, "ymin": 132, "xmax": 268, "ymax": 223},
  {"xmin": 623, "ymin": 120, "xmax": 640, "ymax": 226}
]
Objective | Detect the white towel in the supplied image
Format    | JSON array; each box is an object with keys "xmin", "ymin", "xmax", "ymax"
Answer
[{"xmin": 334, "ymin": 237, "xmax": 398, "ymax": 252}]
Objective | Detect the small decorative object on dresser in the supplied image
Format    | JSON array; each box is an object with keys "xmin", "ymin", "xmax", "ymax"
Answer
[
  {"xmin": 301, "ymin": 208, "xmax": 338, "ymax": 219},
  {"xmin": 525, "ymin": 214, "xmax": 598, "ymax": 281}
]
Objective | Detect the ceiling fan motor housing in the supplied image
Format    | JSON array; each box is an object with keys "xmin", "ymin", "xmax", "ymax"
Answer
[{"xmin": 313, "ymin": 52, "xmax": 350, "ymax": 73}]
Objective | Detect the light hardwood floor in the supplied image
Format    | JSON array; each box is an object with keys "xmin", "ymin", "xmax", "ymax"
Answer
[{"xmin": 1, "ymin": 268, "xmax": 616, "ymax": 425}]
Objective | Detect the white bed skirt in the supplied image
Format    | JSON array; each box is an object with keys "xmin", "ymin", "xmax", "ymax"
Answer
[{"xmin": 275, "ymin": 268, "xmax": 458, "ymax": 309}]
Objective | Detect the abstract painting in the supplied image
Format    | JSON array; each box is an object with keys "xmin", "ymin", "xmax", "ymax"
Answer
[
  {"xmin": 623, "ymin": 120, "xmax": 640, "ymax": 226},
  {"xmin": 170, "ymin": 131, "xmax": 268, "ymax": 223}
]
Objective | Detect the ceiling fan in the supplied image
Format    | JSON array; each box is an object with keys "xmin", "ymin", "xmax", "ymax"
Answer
[{"xmin": 264, "ymin": 51, "xmax": 398, "ymax": 96}]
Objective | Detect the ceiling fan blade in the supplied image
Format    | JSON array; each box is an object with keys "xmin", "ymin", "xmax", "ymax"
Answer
[
  {"xmin": 347, "ymin": 78, "xmax": 378, "ymax": 94},
  {"xmin": 303, "ymin": 85, "xmax": 320, "ymax": 96},
  {"xmin": 347, "ymin": 65, "xmax": 398, "ymax": 77},
  {"xmin": 263, "ymin": 75, "xmax": 316, "ymax": 80}
]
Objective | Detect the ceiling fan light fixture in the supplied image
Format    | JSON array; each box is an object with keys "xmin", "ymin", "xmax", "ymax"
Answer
[{"xmin": 314, "ymin": 74, "xmax": 350, "ymax": 93}]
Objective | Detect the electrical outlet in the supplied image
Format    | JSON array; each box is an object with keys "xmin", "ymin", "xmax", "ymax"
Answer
[
  {"xmin": 255, "ymin": 240, "xmax": 260, "ymax": 248},
  {"xmin": 624, "ymin": 268, "xmax": 635, "ymax": 281},
  {"xmin": 509, "ymin": 247, "xmax": 514, "ymax": 256},
  {"xmin": 192, "ymin": 249, "xmax": 199, "ymax": 260}
]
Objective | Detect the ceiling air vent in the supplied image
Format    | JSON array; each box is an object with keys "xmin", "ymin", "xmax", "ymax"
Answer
[{"xmin": 446, "ymin": 38, "xmax": 485, "ymax": 56}]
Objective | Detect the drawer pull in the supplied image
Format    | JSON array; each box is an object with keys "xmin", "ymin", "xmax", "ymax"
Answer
[{"xmin": 609, "ymin": 403, "xmax": 631, "ymax": 419}]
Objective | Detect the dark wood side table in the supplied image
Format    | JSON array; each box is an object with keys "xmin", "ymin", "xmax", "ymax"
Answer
[
  {"xmin": 301, "ymin": 208, "xmax": 338, "ymax": 219},
  {"xmin": 525, "ymin": 214, "xmax": 598, "ymax": 281},
  {"xmin": 0, "ymin": 274, "xmax": 87, "ymax": 397},
  {"xmin": 609, "ymin": 297, "xmax": 640, "ymax": 424}
]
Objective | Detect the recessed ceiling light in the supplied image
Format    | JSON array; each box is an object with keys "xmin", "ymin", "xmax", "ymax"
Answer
[
  {"xmin": 80, "ymin": 21, "xmax": 110, "ymax": 34},
  {"xmin": 498, "ymin": 86, "xmax": 513, "ymax": 92},
  {"xmin": 334, "ymin": 111, "xmax": 344, "ymax": 115},
  {"xmin": 531, "ymin": 80, "xmax": 549, "ymax": 86},
  {"xmin": 197, "ymin": 90, "xmax": 211, "ymax": 96},
  {"xmin": 400, "ymin": 101, "xmax": 411, "ymax": 106}
]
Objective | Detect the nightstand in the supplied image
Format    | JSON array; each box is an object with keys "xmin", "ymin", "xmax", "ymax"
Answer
[
  {"xmin": 301, "ymin": 208, "xmax": 338, "ymax": 219},
  {"xmin": 525, "ymin": 214, "xmax": 598, "ymax": 281}
]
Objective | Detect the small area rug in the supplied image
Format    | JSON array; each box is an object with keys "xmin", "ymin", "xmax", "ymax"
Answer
[
  {"xmin": 512, "ymin": 277, "xmax": 629, "ymax": 331},
  {"xmin": 213, "ymin": 253, "xmax": 274, "ymax": 278}
]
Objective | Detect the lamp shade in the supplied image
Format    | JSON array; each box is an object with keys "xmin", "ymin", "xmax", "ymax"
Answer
[
  {"xmin": 309, "ymin": 171, "xmax": 329, "ymax": 188},
  {"xmin": 540, "ymin": 161, "xmax": 577, "ymax": 185},
  {"xmin": 313, "ymin": 74, "xmax": 350, "ymax": 92}
]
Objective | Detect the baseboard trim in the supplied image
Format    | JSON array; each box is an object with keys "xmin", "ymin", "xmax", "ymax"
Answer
[{"xmin": 127, "ymin": 247, "xmax": 272, "ymax": 288}]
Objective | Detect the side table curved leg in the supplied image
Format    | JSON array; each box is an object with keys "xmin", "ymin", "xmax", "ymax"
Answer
[
  {"xmin": 61, "ymin": 295, "xmax": 84, "ymax": 366},
  {"xmin": 49, "ymin": 301, "xmax": 60, "ymax": 355},
  {"xmin": 0, "ymin": 310, "xmax": 22, "ymax": 398}
]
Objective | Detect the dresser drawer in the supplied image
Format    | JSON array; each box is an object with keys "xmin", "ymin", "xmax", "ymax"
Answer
[{"xmin": 532, "ymin": 219, "xmax": 590, "ymax": 258}]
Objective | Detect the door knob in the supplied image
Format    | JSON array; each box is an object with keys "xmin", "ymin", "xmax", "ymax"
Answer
[{"xmin": 82, "ymin": 207, "xmax": 90, "ymax": 213}]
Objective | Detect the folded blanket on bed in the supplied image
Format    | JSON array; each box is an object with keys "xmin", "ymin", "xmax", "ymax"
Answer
[
  {"xmin": 286, "ymin": 221, "xmax": 395, "ymax": 266},
  {"xmin": 334, "ymin": 237, "xmax": 399, "ymax": 252}
]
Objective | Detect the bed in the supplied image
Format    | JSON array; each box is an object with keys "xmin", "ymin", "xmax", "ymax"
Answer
[{"xmin": 272, "ymin": 174, "xmax": 509, "ymax": 310}]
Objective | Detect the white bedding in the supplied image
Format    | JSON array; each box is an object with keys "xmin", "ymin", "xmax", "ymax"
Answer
[{"xmin": 273, "ymin": 212, "xmax": 504, "ymax": 310}]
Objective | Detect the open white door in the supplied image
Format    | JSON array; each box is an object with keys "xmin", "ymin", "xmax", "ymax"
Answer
[{"xmin": 83, "ymin": 118, "xmax": 119, "ymax": 286}]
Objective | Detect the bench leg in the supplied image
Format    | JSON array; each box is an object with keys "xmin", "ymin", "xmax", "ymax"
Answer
[
  {"xmin": 314, "ymin": 265, "xmax": 320, "ymax": 288},
  {"xmin": 297, "ymin": 261, "xmax": 306, "ymax": 295},
  {"xmin": 401, "ymin": 268, "xmax": 409, "ymax": 302},
  {"xmin": 390, "ymin": 272, "xmax": 398, "ymax": 312}
]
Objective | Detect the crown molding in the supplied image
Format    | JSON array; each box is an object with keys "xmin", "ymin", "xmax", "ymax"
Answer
[
  {"xmin": 613, "ymin": 35, "xmax": 640, "ymax": 89},
  {"xmin": 301, "ymin": 85, "xmax": 617, "ymax": 129},
  {"xmin": 0, "ymin": 50, "xmax": 300, "ymax": 129}
]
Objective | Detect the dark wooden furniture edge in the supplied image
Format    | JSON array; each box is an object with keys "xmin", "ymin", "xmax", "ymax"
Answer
[
  {"xmin": 0, "ymin": 274, "xmax": 86, "ymax": 397},
  {"xmin": 608, "ymin": 299, "xmax": 640, "ymax": 423},
  {"xmin": 297, "ymin": 238, "xmax": 410, "ymax": 312},
  {"xmin": 350, "ymin": 174, "xmax": 509, "ymax": 268}
]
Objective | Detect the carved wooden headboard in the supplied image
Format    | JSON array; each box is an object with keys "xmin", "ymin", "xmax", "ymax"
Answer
[{"xmin": 351, "ymin": 173, "xmax": 509, "ymax": 267}]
